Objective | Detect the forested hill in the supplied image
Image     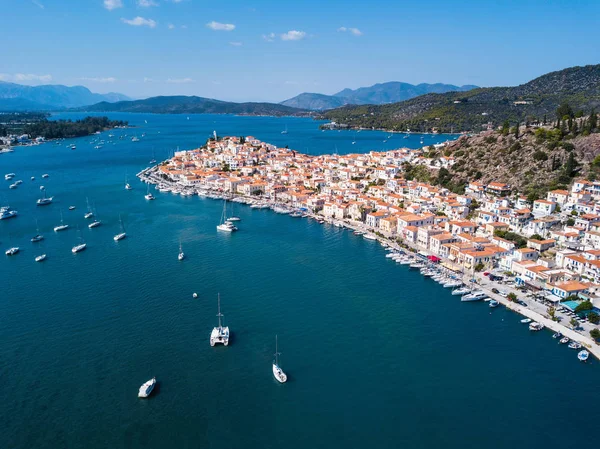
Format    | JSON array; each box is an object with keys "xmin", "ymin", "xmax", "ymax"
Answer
[
  {"xmin": 82, "ymin": 96, "xmax": 307, "ymax": 116},
  {"xmin": 321, "ymin": 65, "xmax": 600, "ymax": 133}
]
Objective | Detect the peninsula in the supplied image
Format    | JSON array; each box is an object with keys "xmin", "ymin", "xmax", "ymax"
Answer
[{"xmin": 138, "ymin": 131, "xmax": 600, "ymax": 357}]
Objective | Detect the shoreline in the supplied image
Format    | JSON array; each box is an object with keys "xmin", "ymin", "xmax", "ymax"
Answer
[{"xmin": 138, "ymin": 164, "xmax": 599, "ymax": 361}]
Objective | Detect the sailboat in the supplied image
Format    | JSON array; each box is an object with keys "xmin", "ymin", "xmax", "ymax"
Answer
[
  {"xmin": 31, "ymin": 220, "xmax": 44, "ymax": 242},
  {"xmin": 352, "ymin": 132, "xmax": 357, "ymax": 145},
  {"xmin": 71, "ymin": 230, "xmax": 87, "ymax": 253},
  {"xmin": 84, "ymin": 198, "xmax": 94, "ymax": 219},
  {"xmin": 272, "ymin": 335, "xmax": 288, "ymax": 383},
  {"xmin": 210, "ymin": 294, "xmax": 230, "ymax": 346},
  {"xmin": 281, "ymin": 124, "xmax": 288, "ymax": 135},
  {"xmin": 149, "ymin": 148, "xmax": 157, "ymax": 164},
  {"xmin": 88, "ymin": 205, "xmax": 101, "ymax": 228},
  {"xmin": 178, "ymin": 241, "xmax": 185, "ymax": 261},
  {"xmin": 36, "ymin": 189, "xmax": 53, "ymax": 206},
  {"xmin": 217, "ymin": 200, "xmax": 237, "ymax": 232},
  {"xmin": 226, "ymin": 201, "xmax": 241, "ymax": 222},
  {"xmin": 54, "ymin": 210, "xmax": 69, "ymax": 232},
  {"xmin": 113, "ymin": 215, "xmax": 126, "ymax": 241},
  {"xmin": 35, "ymin": 253, "xmax": 47, "ymax": 262},
  {"xmin": 145, "ymin": 184, "xmax": 155, "ymax": 200}
]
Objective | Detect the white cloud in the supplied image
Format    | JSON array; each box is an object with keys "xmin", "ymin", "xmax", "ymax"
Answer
[
  {"xmin": 14, "ymin": 73, "xmax": 53, "ymax": 82},
  {"xmin": 229, "ymin": 41, "xmax": 242, "ymax": 46},
  {"xmin": 281, "ymin": 30, "xmax": 306, "ymax": 41},
  {"xmin": 137, "ymin": 0, "xmax": 158, "ymax": 7},
  {"xmin": 121, "ymin": 16, "xmax": 157, "ymax": 28},
  {"xmin": 168, "ymin": 23, "xmax": 175, "ymax": 29},
  {"xmin": 80, "ymin": 77, "xmax": 117, "ymax": 83},
  {"xmin": 0, "ymin": 74, "xmax": 11, "ymax": 81},
  {"xmin": 32, "ymin": 0, "xmax": 44, "ymax": 9},
  {"xmin": 262, "ymin": 32, "xmax": 275, "ymax": 42},
  {"xmin": 206, "ymin": 21, "xmax": 235, "ymax": 31},
  {"xmin": 166, "ymin": 78, "xmax": 194, "ymax": 84},
  {"xmin": 143, "ymin": 77, "xmax": 155, "ymax": 83},
  {"xmin": 337, "ymin": 26, "xmax": 363, "ymax": 36},
  {"xmin": 103, "ymin": 0, "xmax": 123, "ymax": 11}
]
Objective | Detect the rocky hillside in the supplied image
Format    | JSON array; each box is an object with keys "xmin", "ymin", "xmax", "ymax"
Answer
[
  {"xmin": 430, "ymin": 121, "xmax": 600, "ymax": 198},
  {"xmin": 322, "ymin": 65, "xmax": 600, "ymax": 133}
]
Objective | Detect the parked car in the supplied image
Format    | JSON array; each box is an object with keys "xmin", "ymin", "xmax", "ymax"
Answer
[
  {"xmin": 499, "ymin": 291, "xmax": 508, "ymax": 297},
  {"xmin": 491, "ymin": 288, "xmax": 499, "ymax": 294},
  {"xmin": 517, "ymin": 300, "xmax": 528, "ymax": 307}
]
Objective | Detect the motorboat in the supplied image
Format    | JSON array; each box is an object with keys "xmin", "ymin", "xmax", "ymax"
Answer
[
  {"xmin": 69, "ymin": 206, "xmax": 76, "ymax": 211},
  {"xmin": 42, "ymin": 174, "xmax": 49, "ymax": 178},
  {"xmin": 272, "ymin": 335, "xmax": 287, "ymax": 383},
  {"xmin": 88, "ymin": 219, "xmax": 101, "ymax": 229},
  {"xmin": 552, "ymin": 332, "xmax": 563, "ymax": 339},
  {"xmin": 443, "ymin": 280, "xmax": 462, "ymax": 288},
  {"xmin": 568, "ymin": 341, "xmax": 582, "ymax": 350},
  {"xmin": 35, "ymin": 254, "xmax": 47, "ymax": 262},
  {"xmin": 71, "ymin": 241, "xmax": 87, "ymax": 253},
  {"xmin": 529, "ymin": 322, "xmax": 544, "ymax": 331},
  {"xmin": 178, "ymin": 242, "xmax": 185, "ymax": 261},
  {"xmin": 363, "ymin": 234, "xmax": 377, "ymax": 241},
  {"xmin": 578, "ymin": 350, "xmax": 589, "ymax": 362},
  {"xmin": 31, "ymin": 234, "xmax": 44, "ymax": 242},
  {"xmin": 0, "ymin": 206, "xmax": 17, "ymax": 220},
  {"xmin": 9, "ymin": 183, "xmax": 18, "ymax": 189},
  {"xmin": 451, "ymin": 287, "xmax": 470, "ymax": 296},
  {"xmin": 520, "ymin": 318, "xmax": 532, "ymax": 324},
  {"xmin": 5, "ymin": 173, "xmax": 15, "ymax": 180},
  {"xmin": 125, "ymin": 183, "xmax": 132, "ymax": 190},
  {"xmin": 5, "ymin": 247, "xmax": 19, "ymax": 256},
  {"xmin": 210, "ymin": 294, "xmax": 230, "ymax": 346},
  {"xmin": 489, "ymin": 299, "xmax": 499, "ymax": 308},
  {"xmin": 559, "ymin": 337, "xmax": 570, "ymax": 344},
  {"xmin": 138, "ymin": 377, "xmax": 156, "ymax": 398}
]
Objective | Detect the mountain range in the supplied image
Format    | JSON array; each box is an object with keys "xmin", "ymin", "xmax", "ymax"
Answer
[
  {"xmin": 81, "ymin": 96, "xmax": 306, "ymax": 116},
  {"xmin": 0, "ymin": 82, "xmax": 130, "ymax": 111},
  {"xmin": 322, "ymin": 64, "xmax": 600, "ymax": 132},
  {"xmin": 280, "ymin": 82, "xmax": 478, "ymax": 110}
]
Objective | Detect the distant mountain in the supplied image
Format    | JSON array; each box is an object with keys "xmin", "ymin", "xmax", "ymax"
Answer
[
  {"xmin": 281, "ymin": 82, "xmax": 478, "ymax": 110},
  {"xmin": 82, "ymin": 95, "xmax": 306, "ymax": 116},
  {"xmin": 322, "ymin": 64, "xmax": 600, "ymax": 132},
  {"xmin": 0, "ymin": 82, "xmax": 131, "ymax": 111}
]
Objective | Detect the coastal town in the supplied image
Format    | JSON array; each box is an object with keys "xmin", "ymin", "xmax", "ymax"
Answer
[{"xmin": 138, "ymin": 133, "xmax": 600, "ymax": 358}]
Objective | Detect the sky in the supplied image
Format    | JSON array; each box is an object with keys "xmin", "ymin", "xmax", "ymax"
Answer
[{"xmin": 2, "ymin": 0, "xmax": 600, "ymax": 102}]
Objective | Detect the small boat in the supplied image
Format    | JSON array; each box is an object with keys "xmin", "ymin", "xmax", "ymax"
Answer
[
  {"xmin": 125, "ymin": 183, "xmax": 132, "ymax": 190},
  {"xmin": 70, "ymin": 144, "xmax": 76, "ymax": 150},
  {"xmin": 178, "ymin": 242, "xmax": 185, "ymax": 261},
  {"xmin": 4, "ymin": 173, "xmax": 15, "ymax": 180},
  {"xmin": 138, "ymin": 377, "xmax": 156, "ymax": 398},
  {"xmin": 0, "ymin": 206, "xmax": 17, "ymax": 220},
  {"xmin": 210, "ymin": 294, "xmax": 230, "ymax": 346},
  {"xmin": 559, "ymin": 337, "xmax": 569, "ymax": 344},
  {"xmin": 363, "ymin": 234, "xmax": 377, "ymax": 241},
  {"xmin": 5, "ymin": 247, "xmax": 19, "ymax": 256},
  {"xmin": 568, "ymin": 341, "xmax": 582, "ymax": 350},
  {"xmin": 71, "ymin": 241, "xmax": 87, "ymax": 253},
  {"xmin": 578, "ymin": 350, "xmax": 589, "ymax": 362},
  {"xmin": 520, "ymin": 318, "xmax": 532, "ymax": 324},
  {"xmin": 145, "ymin": 184, "xmax": 155, "ymax": 200},
  {"xmin": 88, "ymin": 219, "xmax": 101, "ymax": 229},
  {"xmin": 131, "ymin": 136, "xmax": 140, "ymax": 142},
  {"xmin": 529, "ymin": 322, "xmax": 544, "ymax": 331},
  {"xmin": 281, "ymin": 125, "xmax": 288, "ymax": 135},
  {"xmin": 31, "ymin": 234, "xmax": 44, "ymax": 243},
  {"xmin": 272, "ymin": 335, "xmax": 288, "ymax": 383},
  {"xmin": 217, "ymin": 201, "xmax": 237, "ymax": 232},
  {"xmin": 489, "ymin": 299, "xmax": 499, "ymax": 308},
  {"xmin": 36, "ymin": 190, "xmax": 53, "ymax": 206},
  {"xmin": 31, "ymin": 176, "xmax": 35, "ymax": 181},
  {"xmin": 193, "ymin": 292, "xmax": 198, "ymax": 299},
  {"xmin": 35, "ymin": 254, "xmax": 47, "ymax": 262},
  {"xmin": 113, "ymin": 215, "xmax": 126, "ymax": 241},
  {"xmin": 42, "ymin": 174, "xmax": 49, "ymax": 178},
  {"xmin": 451, "ymin": 287, "xmax": 470, "ymax": 296},
  {"xmin": 54, "ymin": 211, "xmax": 69, "ymax": 232},
  {"xmin": 552, "ymin": 332, "xmax": 562, "ymax": 339}
]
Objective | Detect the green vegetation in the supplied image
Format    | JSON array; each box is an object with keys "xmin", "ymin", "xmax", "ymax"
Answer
[
  {"xmin": 590, "ymin": 328, "xmax": 600, "ymax": 342},
  {"xmin": 22, "ymin": 116, "xmax": 127, "ymax": 139},
  {"xmin": 507, "ymin": 292, "xmax": 517, "ymax": 302},
  {"xmin": 574, "ymin": 300, "xmax": 594, "ymax": 313},
  {"xmin": 494, "ymin": 230, "xmax": 528, "ymax": 248},
  {"xmin": 474, "ymin": 262, "xmax": 484, "ymax": 272},
  {"xmin": 587, "ymin": 311, "xmax": 599, "ymax": 325}
]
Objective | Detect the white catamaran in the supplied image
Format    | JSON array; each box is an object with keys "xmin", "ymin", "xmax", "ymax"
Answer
[
  {"xmin": 210, "ymin": 294, "xmax": 230, "ymax": 346},
  {"xmin": 217, "ymin": 201, "xmax": 237, "ymax": 232}
]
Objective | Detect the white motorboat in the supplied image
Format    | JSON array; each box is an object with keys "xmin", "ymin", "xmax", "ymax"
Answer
[
  {"xmin": 559, "ymin": 337, "xmax": 570, "ymax": 344},
  {"xmin": 5, "ymin": 247, "xmax": 19, "ymax": 256},
  {"xmin": 88, "ymin": 219, "xmax": 101, "ymax": 229},
  {"xmin": 145, "ymin": 184, "xmax": 155, "ymax": 200},
  {"xmin": 72, "ymin": 242, "xmax": 87, "ymax": 253},
  {"xmin": 138, "ymin": 377, "xmax": 156, "ymax": 398},
  {"xmin": 35, "ymin": 254, "xmax": 47, "ymax": 262},
  {"xmin": 568, "ymin": 341, "xmax": 582, "ymax": 350},
  {"xmin": 0, "ymin": 206, "xmax": 17, "ymax": 220},
  {"xmin": 125, "ymin": 183, "xmax": 132, "ymax": 190},
  {"xmin": 489, "ymin": 300, "xmax": 499, "ymax": 308},
  {"xmin": 131, "ymin": 136, "xmax": 140, "ymax": 142},
  {"xmin": 451, "ymin": 287, "xmax": 470, "ymax": 296},
  {"xmin": 4, "ymin": 173, "xmax": 15, "ymax": 180},
  {"xmin": 529, "ymin": 322, "xmax": 544, "ymax": 331},
  {"xmin": 31, "ymin": 176, "xmax": 35, "ymax": 181},
  {"xmin": 272, "ymin": 335, "xmax": 287, "ymax": 383},
  {"xmin": 9, "ymin": 183, "xmax": 18, "ymax": 189},
  {"xmin": 178, "ymin": 242, "xmax": 185, "ymax": 261},
  {"xmin": 578, "ymin": 350, "xmax": 589, "ymax": 362},
  {"xmin": 42, "ymin": 173, "xmax": 49, "ymax": 178},
  {"xmin": 363, "ymin": 233, "xmax": 377, "ymax": 240},
  {"xmin": 520, "ymin": 318, "xmax": 532, "ymax": 324},
  {"xmin": 68, "ymin": 206, "xmax": 76, "ymax": 211},
  {"xmin": 461, "ymin": 291, "xmax": 487, "ymax": 302},
  {"xmin": 443, "ymin": 280, "xmax": 462, "ymax": 288},
  {"xmin": 210, "ymin": 294, "xmax": 230, "ymax": 346}
]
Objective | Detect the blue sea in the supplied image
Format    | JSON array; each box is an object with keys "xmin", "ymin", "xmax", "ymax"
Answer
[{"xmin": 1, "ymin": 113, "xmax": 597, "ymax": 449}]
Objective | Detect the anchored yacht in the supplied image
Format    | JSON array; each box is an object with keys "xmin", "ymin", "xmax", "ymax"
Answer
[
  {"xmin": 178, "ymin": 242, "xmax": 185, "ymax": 261},
  {"xmin": 0, "ymin": 206, "xmax": 17, "ymax": 220},
  {"xmin": 5, "ymin": 247, "xmax": 19, "ymax": 256},
  {"xmin": 138, "ymin": 377, "xmax": 156, "ymax": 398},
  {"xmin": 35, "ymin": 254, "xmax": 47, "ymax": 262},
  {"xmin": 36, "ymin": 191, "xmax": 54, "ymax": 206},
  {"xmin": 54, "ymin": 211, "xmax": 69, "ymax": 232},
  {"xmin": 272, "ymin": 335, "xmax": 288, "ymax": 383},
  {"xmin": 210, "ymin": 294, "xmax": 230, "ymax": 346},
  {"xmin": 461, "ymin": 291, "xmax": 487, "ymax": 302},
  {"xmin": 114, "ymin": 215, "xmax": 126, "ymax": 241}
]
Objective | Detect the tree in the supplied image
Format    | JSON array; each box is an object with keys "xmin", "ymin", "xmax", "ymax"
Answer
[
  {"xmin": 530, "ymin": 234, "xmax": 543, "ymax": 240},
  {"xmin": 574, "ymin": 300, "xmax": 593, "ymax": 312},
  {"xmin": 569, "ymin": 318, "xmax": 579, "ymax": 328},
  {"xmin": 474, "ymin": 262, "xmax": 485, "ymax": 272},
  {"xmin": 513, "ymin": 123, "xmax": 519, "ymax": 139},
  {"xmin": 547, "ymin": 307, "xmax": 556, "ymax": 319},
  {"xmin": 566, "ymin": 218, "xmax": 575, "ymax": 226},
  {"xmin": 590, "ymin": 328, "xmax": 600, "ymax": 342},
  {"xmin": 556, "ymin": 102, "xmax": 574, "ymax": 121},
  {"xmin": 501, "ymin": 120, "xmax": 510, "ymax": 136},
  {"xmin": 507, "ymin": 292, "xmax": 517, "ymax": 302},
  {"xmin": 587, "ymin": 311, "xmax": 599, "ymax": 325},
  {"xmin": 590, "ymin": 108, "xmax": 598, "ymax": 131}
]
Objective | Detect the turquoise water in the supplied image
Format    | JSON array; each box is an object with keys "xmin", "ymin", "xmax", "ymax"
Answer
[
  {"xmin": 1, "ymin": 114, "xmax": 598, "ymax": 449},
  {"xmin": 563, "ymin": 300, "xmax": 581, "ymax": 311}
]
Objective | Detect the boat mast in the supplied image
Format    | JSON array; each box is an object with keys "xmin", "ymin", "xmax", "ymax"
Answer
[
  {"xmin": 217, "ymin": 293, "xmax": 223, "ymax": 329},
  {"xmin": 274, "ymin": 335, "xmax": 280, "ymax": 365}
]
